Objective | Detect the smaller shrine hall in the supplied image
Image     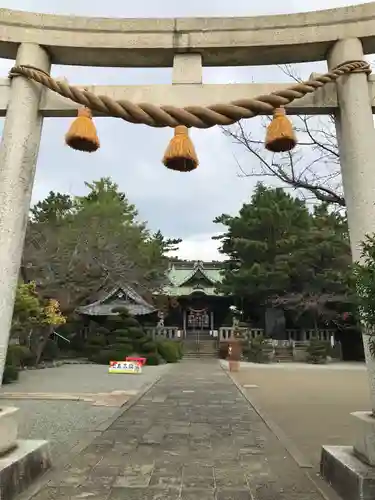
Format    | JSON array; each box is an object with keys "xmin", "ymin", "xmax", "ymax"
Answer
[{"xmin": 75, "ymin": 283, "xmax": 156, "ymax": 320}]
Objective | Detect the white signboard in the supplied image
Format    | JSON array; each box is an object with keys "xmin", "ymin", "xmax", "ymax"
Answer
[{"xmin": 108, "ymin": 361, "xmax": 142, "ymax": 374}]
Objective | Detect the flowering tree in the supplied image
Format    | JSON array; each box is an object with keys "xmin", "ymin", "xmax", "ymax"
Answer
[
  {"xmin": 11, "ymin": 282, "xmax": 66, "ymax": 364},
  {"xmin": 34, "ymin": 298, "xmax": 66, "ymax": 364}
]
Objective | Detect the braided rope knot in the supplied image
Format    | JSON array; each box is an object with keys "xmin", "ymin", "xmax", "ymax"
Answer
[{"xmin": 8, "ymin": 59, "xmax": 371, "ymax": 129}]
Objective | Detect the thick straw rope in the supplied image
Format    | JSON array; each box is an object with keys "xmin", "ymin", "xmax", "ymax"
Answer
[{"xmin": 9, "ymin": 60, "xmax": 371, "ymax": 129}]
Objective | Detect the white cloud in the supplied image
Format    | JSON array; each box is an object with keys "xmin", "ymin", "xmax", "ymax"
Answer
[{"xmin": 172, "ymin": 233, "xmax": 224, "ymax": 262}]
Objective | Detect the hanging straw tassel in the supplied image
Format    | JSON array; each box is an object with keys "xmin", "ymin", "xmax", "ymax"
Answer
[
  {"xmin": 265, "ymin": 107, "xmax": 297, "ymax": 153},
  {"xmin": 65, "ymin": 107, "xmax": 100, "ymax": 153},
  {"xmin": 162, "ymin": 125, "xmax": 198, "ymax": 172}
]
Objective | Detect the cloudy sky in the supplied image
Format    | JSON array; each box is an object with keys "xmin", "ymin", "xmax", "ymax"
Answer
[{"xmin": 0, "ymin": 0, "xmax": 372, "ymax": 260}]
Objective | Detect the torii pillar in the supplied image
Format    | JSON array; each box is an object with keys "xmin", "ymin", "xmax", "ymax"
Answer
[
  {"xmin": 0, "ymin": 43, "xmax": 50, "ymax": 382},
  {"xmin": 321, "ymin": 37, "xmax": 375, "ymax": 500}
]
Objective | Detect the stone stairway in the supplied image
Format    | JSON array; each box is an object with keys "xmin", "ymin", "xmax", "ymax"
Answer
[
  {"xmin": 183, "ymin": 334, "xmax": 218, "ymax": 358},
  {"xmin": 274, "ymin": 345, "xmax": 294, "ymax": 362}
]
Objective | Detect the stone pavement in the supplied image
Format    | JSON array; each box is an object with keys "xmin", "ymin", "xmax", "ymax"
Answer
[{"xmin": 27, "ymin": 360, "xmax": 331, "ymax": 500}]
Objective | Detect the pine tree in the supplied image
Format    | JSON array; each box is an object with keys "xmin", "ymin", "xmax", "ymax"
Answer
[{"xmin": 214, "ymin": 183, "xmax": 311, "ymax": 304}]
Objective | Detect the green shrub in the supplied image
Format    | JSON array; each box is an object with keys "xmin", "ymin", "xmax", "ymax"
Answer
[
  {"xmin": 138, "ymin": 336, "xmax": 153, "ymax": 345},
  {"xmin": 114, "ymin": 337, "xmax": 134, "ymax": 345},
  {"xmin": 307, "ymin": 339, "xmax": 329, "ymax": 364},
  {"xmin": 145, "ymin": 352, "xmax": 160, "ymax": 365},
  {"xmin": 83, "ymin": 343, "xmax": 102, "ymax": 357},
  {"xmin": 245, "ymin": 336, "xmax": 271, "ymax": 363},
  {"xmin": 2, "ymin": 365, "xmax": 19, "ymax": 384},
  {"xmin": 112, "ymin": 329, "xmax": 130, "ymax": 337},
  {"xmin": 91, "ymin": 342, "xmax": 135, "ymax": 364},
  {"xmin": 111, "ymin": 343, "xmax": 133, "ymax": 355},
  {"xmin": 95, "ymin": 327, "xmax": 110, "ymax": 336},
  {"xmin": 88, "ymin": 334, "xmax": 107, "ymax": 346},
  {"xmin": 122, "ymin": 318, "xmax": 141, "ymax": 328},
  {"xmin": 70, "ymin": 335, "xmax": 86, "ymax": 353},
  {"xmin": 141, "ymin": 341, "xmax": 157, "ymax": 353},
  {"xmin": 7, "ymin": 345, "xmax": 35, "ymax": 367},
  {"xmin": 176, "ymin": 341, "xmax": 184, "ymax": 359},
  {"xmin": 90, "ymin": 349, "xmax": 121, "ymax": 365},
  {"xmin": 126, "ymin": 327, "xmax": 145, "ymax": 339},
  {"xmin": 157, "ymin": 341, "xmax": 179, "ymax": 363},
  {"xmin": 42, "ymin": 339, "xmax": 60, "ymax": 361}
]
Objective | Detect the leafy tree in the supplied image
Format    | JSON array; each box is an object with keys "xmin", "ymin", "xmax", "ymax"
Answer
[
  {"xmin": 222, "ymin": 65, "xmax": 344, "ymax": 208},
  {"xmin": 12, "ymin": 282, "xmax": 44, "ymax": 341},
  {"xmin": 273, "ymin": 204, "xmax": 354, "ymax": 330},
  {"xmin": 30, "ymin": 192, "xmax": 74, "ymax": 223},
  {"xmin": 214, "ymin": 184, "xmax": 354, "ymax": 328},
  {"xmin": 152, "ymin": 230, "xmax": 182, "ymax": 254},
  {"xmin": 214, "ymin": 183, "xmax": 311, "ymax": 303},
  {"xmin": 11, "ymin": 282, "xmax": 66, "ymax": 363},
  {"xmin": 353, "ymin": 234, "xmax": 375, "ymax": 330},
  {"xmin": 35, "ymin": 298, "xmax": 66, "ymax": 364},
  {"xmin": 23, "ymin": 178, "xmax": 177, "ymax": 313}
]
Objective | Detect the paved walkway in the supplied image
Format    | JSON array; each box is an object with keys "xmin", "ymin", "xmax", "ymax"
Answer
[{"xmin": 27, "ymin": 361, "xmax": 331, "ymax": 500}]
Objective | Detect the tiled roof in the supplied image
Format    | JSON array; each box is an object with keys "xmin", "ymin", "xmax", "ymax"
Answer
[
  {"xmin": 162, "ymin": 260, "xmax": 224, "ymax": 296},
  {"xmin": 76, "ymin": 284, "xmax": 156, "ymax": 317}
]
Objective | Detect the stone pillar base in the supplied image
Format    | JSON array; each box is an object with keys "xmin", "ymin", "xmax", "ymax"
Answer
[
  {"xmin": 320, "ymin": 446, "xmax": 375, "ymax": 500},
  {"xmin": 0, "ymin": 439, "xmax": 51, "ymax": 500},
  {"xmin": 321, "ymin": 445, "xmax": 375, "ymax": 500},
  {"xmin": 321, "ymin": 411, "xmax": 375, "ymax": 499},
  {"xmin": 351, "ymin": 411, "xmax": 375, "ymax": 465},
  {"xmin": 0, "ymin": 407, "xmax": 19, "ymax": 455}
]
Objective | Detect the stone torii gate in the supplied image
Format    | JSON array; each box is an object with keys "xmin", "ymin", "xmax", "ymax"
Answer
[{"xmin": 0, "ymin": 4, "xmax": 375, "ymax": 496}]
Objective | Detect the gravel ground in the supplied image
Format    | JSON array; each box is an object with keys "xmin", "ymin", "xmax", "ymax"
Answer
[
  {"xmin": 0, "ymin": 363, "xmax": 169, "ymax": 394},
  {"xmin": 226, "ymin": 360, "xmax": 370, "ymax": 469},
  {"xmin": 0, "ymin": 363, "xmax": 170, "ymax": 462}
]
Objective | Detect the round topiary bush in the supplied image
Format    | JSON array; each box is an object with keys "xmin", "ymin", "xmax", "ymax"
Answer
[
  {"xmin": 126, "ymin": 327, "xmax": 145, "ymax": 339},
  {"xmin": 157, "ymin": 341, "xmax": 179, "ymax": 363},
  {"xmin": 111, "ymin": 343, "xmax": 133, "ymax": 355},
  {"xmin": 88, "ymin": 334, "xmax": 107, "ymax": 347},
  {"xmin": 90, "ymin": 349, "xmax": 128, "ymax": 365},
  {"xmin": 122, "ymin": 317, "xmax": 141, "ymax": 328},
  {"xmin": 112, "ymin": 329, "xmax": 130, "ymax": 337},
  {"xmin": 95, "ymin": 326, "xmax": 110, "ymax": 336},
  {"xmin": 141, "ymin": 341, "xmax": 157, "ymax": 353}
]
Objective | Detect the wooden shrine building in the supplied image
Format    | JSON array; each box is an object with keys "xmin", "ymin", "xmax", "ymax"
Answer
[
  {"xmin": 76, "ymin": 283, "xmax": 156, "ymax": 321},
  {"xmin": 159, "ymin": 260, "xmax": 231, "ymax": 338}
]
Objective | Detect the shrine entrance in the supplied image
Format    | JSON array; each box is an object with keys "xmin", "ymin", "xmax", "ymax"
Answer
[{"xmin": 186, "ymin": 305, "xmax": 212, "ymax": 342}]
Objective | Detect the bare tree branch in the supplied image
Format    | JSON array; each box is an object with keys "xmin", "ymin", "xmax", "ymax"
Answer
[{"xmin": 222, "ymin": 65, "xmax": 345, "ymax": 208}]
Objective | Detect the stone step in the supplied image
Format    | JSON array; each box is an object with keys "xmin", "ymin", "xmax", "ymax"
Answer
[{"xmin": 183, "ymin": 353, "xmax": 217, "ymax": 358}]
